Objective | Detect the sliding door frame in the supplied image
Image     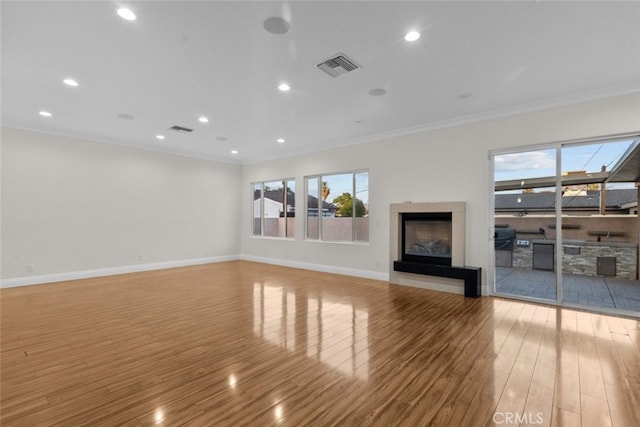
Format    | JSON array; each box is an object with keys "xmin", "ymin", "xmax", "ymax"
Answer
[{"xmin": 488, "ymin": 132, "xmax": 640, "ymax": 317}]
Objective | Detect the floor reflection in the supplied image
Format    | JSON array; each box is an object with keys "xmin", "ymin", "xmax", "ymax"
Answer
[{"xmin": 253, "ymin": 282, "xmax": 369, "ymax": 379}]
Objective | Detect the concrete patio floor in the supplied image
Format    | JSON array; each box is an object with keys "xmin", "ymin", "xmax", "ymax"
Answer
[{"xmin": 495, "ymin": 267, "xmax": 640, "ymax": 313}]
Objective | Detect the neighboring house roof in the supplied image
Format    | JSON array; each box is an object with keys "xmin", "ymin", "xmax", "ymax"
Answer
[
  {"xmin": 259, "ymin": 189, "xmax": 295, "ymax": 207},
  {"xmin": 495, "ymin": 189, "xmax": 637, "ymax": 211},
  {"xmin": 306, "ymin": 194, "xmax": 336, "ymax": 211}
]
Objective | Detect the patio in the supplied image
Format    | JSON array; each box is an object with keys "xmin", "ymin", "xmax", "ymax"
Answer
[{"xmin": 495, "ymin": 267, "xmax": 640, "ymax": 313}]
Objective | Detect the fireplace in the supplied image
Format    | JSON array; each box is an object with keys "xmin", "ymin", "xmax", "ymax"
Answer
[
  {"xmin": 401, "ymin": 212, "xmax": 452, "ymax": 266},
  {"xmin": 390, "ymin": 202, "xmax": 474, "ymax": 296}
]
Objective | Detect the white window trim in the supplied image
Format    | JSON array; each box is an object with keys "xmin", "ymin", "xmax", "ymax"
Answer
[
  {"xmin": 304, "ymin": 169, "xmax": 369, "ymax": 243},
  {"xmin": 251, "ymin": 178, "xmax": 296, "ymax": 239}
]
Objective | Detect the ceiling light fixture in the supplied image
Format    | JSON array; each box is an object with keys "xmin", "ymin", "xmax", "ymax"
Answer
[
  {"xmin": 405, "ymin": 31, "xmax": 420, "ymax": 42},
  {"xmin": 156, "ymin": 135, "xmax": 165, "ymax": 140},
  {"xmin": 277, "ymin": 138, "xmax": 285, "ymax": 143},
  {"xmin": 39, "ymin": 111, "xmax": 52, "ymax": 117},
  {"xmin": 63, "ymin": 78, "xmax": 79, "ymax": 87},
  {"xmin": 117, "ymin": 8, "xmax": 136, "ymax": 21},
  {"xmin": 198, "ymin": 116, "xmax": 209, "ymax": 123},
  {"xmin": 278, "ymin": 83, "xmax": 290, "ymax": 92},
  {"xmin": 231, "ymin": 150, "xmax": 238, "ymax": 154}
]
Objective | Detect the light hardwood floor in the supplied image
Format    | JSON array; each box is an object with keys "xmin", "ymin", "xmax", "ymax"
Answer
[{"xmin": 1, "ymin": 261, "xmax": 639, "ymax": 426}]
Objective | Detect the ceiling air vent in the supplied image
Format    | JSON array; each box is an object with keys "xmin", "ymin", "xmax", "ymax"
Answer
[
  {"xmin": 316, "ymin": 53, "xmax": 360, "ymax": 78},
  {"xmin": 169, "ymin": 125, "xmax": 193, "ymax": 133}
]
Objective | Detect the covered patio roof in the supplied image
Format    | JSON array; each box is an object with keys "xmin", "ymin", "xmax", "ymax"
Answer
[{"xmin": 495, "ymin": 140, "xmax": 640, "ymax": 191}]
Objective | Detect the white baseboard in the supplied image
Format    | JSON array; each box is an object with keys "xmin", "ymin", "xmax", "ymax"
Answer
[
  {"xmin": 240, "ymin": 255, "xmax": 389, "ymax": 282},
  {"xmin": 0, "ymin": 255, "xmax": 240, "ymax": 288},
  {"xmin": 2, "ymin": 255, "xmax": 486, "ymax": 297}
]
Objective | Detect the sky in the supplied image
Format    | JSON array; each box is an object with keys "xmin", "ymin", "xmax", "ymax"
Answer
[
  {"xmin": 309, "ymin": 172, "xmax": 369, "ymax": 204},
  {"xmin": 494, "ymin": 139, "xmax": 637, "ymax": 189}
]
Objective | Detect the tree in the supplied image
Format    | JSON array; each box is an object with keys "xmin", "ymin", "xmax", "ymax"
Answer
[
  {"xmin": 321, "ymin": 181, "xmax": 330, "ymax": 201},
  {"xmin": 332, "ymin": 192, "xmax": 366, "ymax": 217}
]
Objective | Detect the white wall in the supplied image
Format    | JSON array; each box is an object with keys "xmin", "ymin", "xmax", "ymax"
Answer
[
  {"xmin": 240, "ymin": 93, "xmax": 640, "ymax": 289},
  {"xmin": 1, "ymin": 127, "xmax": 241, "ymax": 285},
  {"xmin": 2, "ymin": 94, "xmax": 638, "ymax": 289}
]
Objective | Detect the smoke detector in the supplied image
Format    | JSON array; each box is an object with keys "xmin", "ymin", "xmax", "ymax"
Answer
[{"xmin": 316, "ymin": 53, "xmax": 360, "ymax": 78}]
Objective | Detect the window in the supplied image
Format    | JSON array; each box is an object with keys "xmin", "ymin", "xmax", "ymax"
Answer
[
  {"xmin": 253, "ymin": 178, "xmax": 295, "ymax": 238},
  {"xmin": 305, "ymin": 171, "xmax": 369, "ymax": 242}
]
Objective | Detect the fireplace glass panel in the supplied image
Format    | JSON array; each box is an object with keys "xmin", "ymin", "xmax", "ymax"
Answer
[{"xmin": 402, "ymin": 213, "xmax": 452, "ymax": 265}]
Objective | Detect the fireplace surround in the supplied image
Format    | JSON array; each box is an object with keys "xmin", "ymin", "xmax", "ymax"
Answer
[
  {"xmin": 390, "ymin": 202, "xmax": 480, "ymax": 296},
  {"xmin": 390, "ymin": 202, "xmax": 466, "ymax": 267}
]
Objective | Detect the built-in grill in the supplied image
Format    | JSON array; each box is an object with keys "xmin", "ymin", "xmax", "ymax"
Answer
[
  {"xmin": 494, "ymin": 228, "xmax": 516, "ymax": 250},
  {"xmin": 494, "ymin": 228, "xmax": 516, "ymax": 268}
]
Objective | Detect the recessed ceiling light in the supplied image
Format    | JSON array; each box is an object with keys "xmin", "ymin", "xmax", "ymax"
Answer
[
  {"xmin": 405, "ymin": 31, "xmax": 420, "ymax": 42},
  {"xmin": 117, "ymin": 8, "xmax": 136, "ymax": 21},
  {"xmin": 277, "ymin": 138, "xmax": 285, "ymax": 143},
  {"xmin": 156, "ymin": 135, "xmax": 165, "ymax": 140},
  {"xmin": 198, "ymin": 116, "xmax": 209, "ymax": 123},
  {"xmin": 231, "ymin": 150, "xmax": 238, "ymax": 154},
  {"xmin": 216, "ymin": 136, "xmax": 228, "ymax": 141},
  {"xmin": 63, "ymin": 78, "xmax": 78, "ymax": 87},
  {"xmin": 278, "ymin": 83, "xmax": 290, "ymax": 92},
  {"xmin": 117, "ymin": 113, "xmax": 135, "ymax": 120},
  {"xmin": 39, "ymin": 111, "xmax": 52, "ymax": 117},
  {"xmin": 368, "ymin": 88, "xmax": 387, "ymax": 97}
]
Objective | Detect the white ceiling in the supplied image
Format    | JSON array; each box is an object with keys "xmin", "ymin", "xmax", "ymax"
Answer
[{"xmin": 2, "ymin": 1, "xmax": 640, "ymax": 164}]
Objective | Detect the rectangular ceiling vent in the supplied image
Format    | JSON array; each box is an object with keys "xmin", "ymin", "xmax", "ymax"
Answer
[
  {"xmin": 169, "ymin": 125, "xmax": 193, "ymax": 133},
  {"xmin": 316, "ymin": 53, "xmax": 360, "ymax": 78}
]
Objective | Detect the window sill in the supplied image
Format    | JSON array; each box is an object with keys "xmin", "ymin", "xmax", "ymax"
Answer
[
  {"xmin": 250, "ymin": 235, "xmax": 295, "ymax": 241},
  {"xmin": 304, "ymin": 239, "xmax": 370, "ymax": 246}
]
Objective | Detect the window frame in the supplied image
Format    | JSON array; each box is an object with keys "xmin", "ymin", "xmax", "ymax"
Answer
[
  {"xmin": 304, "ymin": 169, "xmax": 369, "ymax": 243},
  {"xmin": 252, "ymin": 178, "xmax": 296, "ymax": 239}
]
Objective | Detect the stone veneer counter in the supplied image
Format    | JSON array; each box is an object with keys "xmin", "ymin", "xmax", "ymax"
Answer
[{"xmin": 510, "ymin": 239, "xmax": 637, "ymax": 280}]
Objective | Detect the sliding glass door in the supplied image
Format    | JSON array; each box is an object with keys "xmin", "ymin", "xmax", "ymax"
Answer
[
  {"xmin": 493, "ymin": 147, "xmax": 559, "ymax": 303},
  {"xmin": 492, "ymin": 136, "xmax": 639, "ymax": 316},
  {"xmin": 560, "ymin": 140, "xmax": 639, "ymax": 312}
]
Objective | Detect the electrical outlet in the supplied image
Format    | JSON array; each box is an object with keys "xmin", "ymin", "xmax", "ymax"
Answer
[{"xmin": 26, "ymin": 264, "xmax": 35, "ymax": 273}]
